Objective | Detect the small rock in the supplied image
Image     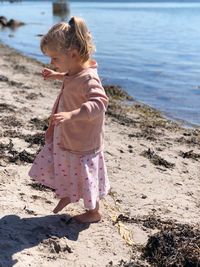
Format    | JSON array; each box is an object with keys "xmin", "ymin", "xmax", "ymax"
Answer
[{"xmin": 141, "ymin": 194, "xmax": 147, "ymax": 199}]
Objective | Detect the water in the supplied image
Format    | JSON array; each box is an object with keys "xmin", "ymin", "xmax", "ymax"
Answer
[{"xmin": 1, "ymin": 1, "xmax": 200, "ymax": 126}]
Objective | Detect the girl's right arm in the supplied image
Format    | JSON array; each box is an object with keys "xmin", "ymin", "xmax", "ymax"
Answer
[{"xmin": 42, "ymin": 68, "xmax": 67, "ymax": 81}]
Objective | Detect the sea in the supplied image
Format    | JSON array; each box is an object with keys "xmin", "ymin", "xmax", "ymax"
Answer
[{"xmin": 1, "ymin": 0, "xmax": 200, "ymax": 127}]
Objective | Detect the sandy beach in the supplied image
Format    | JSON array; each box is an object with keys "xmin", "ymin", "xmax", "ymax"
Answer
[{"xmin": 0, "ymin": 42, "xmax": 200, "ymax": 267}]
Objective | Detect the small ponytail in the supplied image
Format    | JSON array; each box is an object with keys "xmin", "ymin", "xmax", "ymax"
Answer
[{"xmin": 68, "ymin": 16, "xmax": 95, "ymax": 62}]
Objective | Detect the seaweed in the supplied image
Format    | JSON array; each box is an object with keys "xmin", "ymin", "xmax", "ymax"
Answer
[
  {"xmin": 143, "ymin": 224, "xmax": 200, "ymax": 267},
  {"xmin": 8, "ymin": 149, "xmax": 35, "ymax": 164},
  {"xmin": 179, "ymin": 150, "xmax": 200, "ymax": 161},
  {"xmin": 29, "ymin": 117, "xmax": 49, "ymax": 131},
  {"xmin": 141, "ymin": 148, "xmax": 175, "ymax": 168},
  {"xmin": 28, "ymin": 182, "xmax": 54, "ymax": 192},
  {"xmin": 24, "ymin": 132, "xmax": 45, "ymax": 146},
  {"xmin": 104, "ymin": 85, "xmax": 133, "ymax": 101}
]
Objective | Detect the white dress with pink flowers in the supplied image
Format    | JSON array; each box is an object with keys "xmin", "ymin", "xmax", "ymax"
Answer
[{"xmin": 29, "ymin": 101, "xmax": 110, "ymax": 210}]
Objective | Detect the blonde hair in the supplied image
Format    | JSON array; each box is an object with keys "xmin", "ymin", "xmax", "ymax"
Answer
[{"xmin": 40, "ymin": 16, "xmax": 95, "ymax": 63}]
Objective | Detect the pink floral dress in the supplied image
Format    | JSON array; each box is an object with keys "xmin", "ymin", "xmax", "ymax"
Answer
[{"xmin": 29, "ymin": 100, "xmax": 110, "ymax": 210}]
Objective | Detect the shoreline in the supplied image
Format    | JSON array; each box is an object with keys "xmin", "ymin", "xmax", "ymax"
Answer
[
  {"xmin": 0, "ymin": 42, "xmax": 200, "ymax": 266},
  {"xmin": 1, "ymin": 40, "xmax": 199, "ymax": 129}
]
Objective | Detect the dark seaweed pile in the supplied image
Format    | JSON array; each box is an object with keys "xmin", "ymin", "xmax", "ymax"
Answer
[
  {"xmin": 143, "ymin": 223, "xmax": 200, "ymax": 267},
  {"xmin": 141, "ymin": 148, "xmax": 175, "ymax": 168},
  {"xmin": 115, "ymin": 214, "xmax": 200, "ymax": 267}
]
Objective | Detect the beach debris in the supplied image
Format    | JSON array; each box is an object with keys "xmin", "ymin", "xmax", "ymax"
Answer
[
  {"xmin": 103, "ymin": 201, "xmax": 134, "ymax": 245},
  {"xmin": 0, "ymin": 74, "xmax": 29, "ymax": 89},
  {"xmin": 104, "ymin": 85, "xmax": 138, "ymax": 126},
  {"xmin": 8, "ymin": 80, "xmax": 24, "ymax": 88},
  {"xmin": 106, "ymin": 101, "xmax": 137, "ymax": 126},
  {"xmin": 104, "ymin": 85, "xmax": 133, "ymax": 101},
  {"xmin": 0, "ymin": 74, "xmax": 9, "ymax": 82},
  {"xmin": 141, "ymin": 148, "xmax": 175, "ymax": 168},
  {"xmin": 63, "ymin": 244, "xmax": 73, "ymax": 253},
  {"xmin": 179, "ymin": 150, "xmax": 200, "ymax": 161},
  {"xmin": 175, "ymin": 130, "xmax": 200, "ymax": 147},
  {"xmin": 50, "ymin": 240, "xmax": 61, "ymax": 254},
  {"xmin": 0, "ymin": 139, "xmax": 14, "ymax": 154},
  {"xmin": 23, "ymin": 206, "xmax": 37, "ymax": 216},
  {"xmin": 8, "ymin": 149, "xmax": 35, "ymax": 164},
  {"xmin": 134, "ymin": 104, "xmax": 161, "ymax": 119},
  {"xmin": 114, "ymin": 214, "xmax": 177, "ymax": 230},
  {"xmin": 0, "ymin": 140, "xmax": 36, "ymax": 165},
  {"xmin": 0, "ymin": 140, "xmax": 14, "ymax": 165},
  {"xmin": 24, "ymin": 132, "xmax": 45, "ymax": 147},
  {"xmin": 117, "ymin": 221, "xmax": 133, "ymax": 246},
  {"xmin": 107, "ymin": 109, "xmax": 137, "ymax": 126},
  {"xmin": 29, "ymin": 117, "xmax": 49, "ymax": 131},
  {"xmin": 29, "ymin": 182, "xmax": 54, "ymax": 192},
  {"xmin": 13, "ymin": 64, "xmax": 29, "ymax": 74},
  {"xmin": 128, "ymin": 129, "xmax": 157, "ymax": 141},
  {"xmin": 41, "ymin": 238, "xmax": 73, "ymax": 254},
  {"xmin": 3, "ymin": 129, "xmax": 25, "ymax": 138},
  {"xmin": 143, "ymin": 223, "xmax": 200, "ymax": 267},
  {"xmin": 128, "ymin": 144, "xmax": 134, "ymax": 153},
  {"xmin": 114, "ymin": 214, "xmax": 200, "ymax": 266},
  {"xmin": 25, "ymin": 92, "xmax": 44, "ymax": 100},
  {"xmin": 0, "ymin": 103, "xmax": 16, "ymax": 113}
]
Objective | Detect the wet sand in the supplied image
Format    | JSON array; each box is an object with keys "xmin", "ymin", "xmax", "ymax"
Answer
[{"xmin": 0, "ymin": 42, "xmax": 200, "ymax": 267}]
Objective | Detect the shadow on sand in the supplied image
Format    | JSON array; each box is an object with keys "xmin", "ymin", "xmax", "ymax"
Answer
[{"xmin": 0, "ymin": 214, "xmax": 89, "ymax": 266}]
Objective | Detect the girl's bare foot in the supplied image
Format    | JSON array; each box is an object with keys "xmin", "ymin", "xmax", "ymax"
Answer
[
  {"xmin": 73, "ymin": 210, "xmax": 101, "ymax": 223},
  {"xmin": 53, "ymin": 197, "xmax": 70, "ymax": 214},
  {"xmin": 73, "ymin": 202, "xmax": 101, "ymax": 223}
]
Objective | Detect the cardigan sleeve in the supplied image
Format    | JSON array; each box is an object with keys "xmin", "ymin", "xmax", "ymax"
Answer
[{"xmin": 81, "ymin": 77, "xmax": 109, "ymax": 120}]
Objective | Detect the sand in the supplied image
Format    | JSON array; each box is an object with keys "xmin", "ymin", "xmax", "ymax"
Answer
[{"xmin": 0, "ymin": 42, "xmax": 200, "ymax": 267}]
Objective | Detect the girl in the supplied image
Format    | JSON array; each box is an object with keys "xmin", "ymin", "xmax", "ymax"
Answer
[{"xmin": 29, "ymin": 16, "xmax": 110, "ymax": 223}]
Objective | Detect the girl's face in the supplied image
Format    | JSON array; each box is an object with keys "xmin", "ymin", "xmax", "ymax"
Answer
[{"xmin": 45, "ymin": 48, "xmax": 72, "ymax": 73}]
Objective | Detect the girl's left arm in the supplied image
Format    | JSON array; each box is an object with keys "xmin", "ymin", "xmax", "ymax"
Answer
[{"xmin": 52, "ymin": 77, "xmax": 108, "ymax": 125}]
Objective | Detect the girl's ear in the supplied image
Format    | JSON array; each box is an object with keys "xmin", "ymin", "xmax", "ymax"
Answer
[{"xmin": 70, "ymin": 49, "xmax": 79, "ymax": 59}]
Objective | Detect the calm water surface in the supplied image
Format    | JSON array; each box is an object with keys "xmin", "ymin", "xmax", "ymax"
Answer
[{"xmin": 1, "ymin": 1, "xmax": 200, "ymax": 126}]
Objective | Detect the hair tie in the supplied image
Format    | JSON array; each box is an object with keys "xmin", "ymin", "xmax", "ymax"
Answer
[{"xmin": 68, "ymin": 17, "xmax": 74, "ymax": 27}]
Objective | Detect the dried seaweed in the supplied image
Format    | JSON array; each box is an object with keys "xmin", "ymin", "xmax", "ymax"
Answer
[
  {"xmin": 179, "ymin": 150, "xmax": 200, "ymax": 161},
  {"xmin": 8, "ymin": 149, "xmax": 35, "ymax": 164},
  {"xmin": 143, "ymin": 224, "xmax": 200, "ymax": 267},
  {"xmin": 104, "ymin": 85, "xmax": 133, "ymax": 101},
  {"xmin": 29, "ymin": 182, "xmax": 54, "ymax": 192},
  {"xmin": 115, "ymin": 214, "xmax": 173, "ymax": 230},
  {"xmin": 29, "ymin": 117, "xmax": 49, "ymax": 131},
  {"xmin": 24, "ymin": 132, "xmax": 45, "ymax": 146},
  {"xmin": 141, "ymin": 148, "xmax": 175, "ymax": 168}
]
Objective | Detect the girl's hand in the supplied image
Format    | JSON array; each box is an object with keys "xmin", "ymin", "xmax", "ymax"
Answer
[
  {"xmin": 42, "ymin": 68, "xmax": 67, "ymax": 81},
  {"xmin": 52, "ymin": 112, "xmax": 72, "ymax": 125},
  {"xmin": 42, "ymin": 68, "xmax": 58, "ymax": 80}
]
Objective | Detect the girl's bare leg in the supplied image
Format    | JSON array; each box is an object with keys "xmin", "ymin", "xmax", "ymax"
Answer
[
  {"xmin": 73, "ymin": 202, "xmax": 101, "ymax": 223},
  {"xmin": 53, "ymin": 196, "xmax": 71, "ymax": 214}
]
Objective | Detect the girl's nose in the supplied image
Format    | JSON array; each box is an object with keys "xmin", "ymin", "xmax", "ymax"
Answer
[{"xmin": 50, "ymin": 59, "xmax": 53, "ymax": 65}]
